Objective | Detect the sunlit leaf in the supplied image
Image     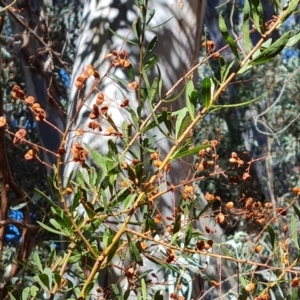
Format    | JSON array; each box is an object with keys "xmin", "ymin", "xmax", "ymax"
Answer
[
  {"xmin": 249, "ymin": 32, "xmax": 291, "ymax": 66},
  {"xmin": 219, "ymin": 15, "xmax": 240, "ymax": 60},
  {"xmin": 291, "ymin": 215, "xmax": 299, "ymax": 250},
  {"xmin": 242, "ymin": 0, "xmax": 251, "ymax": 51},
  {"xmin": 201, "ymin": 77, "xmax": 211, "ymax": 108}
]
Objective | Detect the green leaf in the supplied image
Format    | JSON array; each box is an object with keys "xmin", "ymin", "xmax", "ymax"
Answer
[
  {"xmin": 282, "ymin": 0, "xmax": 299, "ymax": 23},
  {"xmin": 250, "ymin": 32, "xmax": 291, "ymax": 66},
  {"xmin": 184, "ymin": 223, "xmax": 193, "ymax": 248},
  {"xmin": 196, "ymin": 200, "xmax": 215, "ymax": 219},
  {"xmin": 133, "ymin": 17, "xmax": 141, "ymax": 41},
  {"xmin": 10, "ymin": 202, "xmax": 27, "ymax": 210},
  {"xmin": 286, "ymin": 31, "xmax": 300, "ymax": 47},
  {"xmin": 37, "ymin": 221, "xmax": 67, "ymax": 236},
  {"xmin": 44, "ymin": 267, "xmax": 53, "ymax": 290},
  {"xmin": 173, "ymin": 213, "xmax": 182, "ymax": 234},
  {"xmin": 144, "ymin": 54, "xmax": 158, "ymax": 71},
  {"xmin": 84, "ymin": 282, "xmax": 94, "ymax": 298},
  {"xmin": 146, "ymin": 9, "xmax": 155, "ymax": 25},
  {"xmin": 212, "ymin": 92, "xmax": 268, "ymax": 110},
  {"xmin": 112, "ymin": 284, "xmax": 124, "ymax": 300},
  {"xmin": 201, "ymin": 78, "xmax": 212, "ymax": 108},
  {"xmin": 108, "ymin": 27, "xmax": 138, "ymax": 46},
  {"xmin": 174, "ymin": 107, "xmax": 188, "ymax": 139},
  {"xmin": 33, "ymin": 252, "xmax": 43, "ymax": 273},
  {"xmin": 130, "ymin": 241, "xmax": 143, "ymax": 266},
  {"xmin": 242, "ymin": 0, "xmax": 251, "ymax": 52},
  {"xmin": 123, "ymin": 194, "xmax": 136, "ymax": 210},
  {"xmin": 141, "ymin": 279, "xmax": 147, "ymax": 300},
  {"xmin": 293, "ymin": 204, "xmax": 300, "ymax": 220},
  {"xmin": 171, "ymin": 144, "xmax": 209, "ymax": 161},
  {"xmin": 22, "ymin": 287, "xmax": 30, "ymax": 300},
  {"xmin": 250, "ymin": 0, "xmax": 265, "ymax": 34},
  {"xmin": 126, "ymin": 65, "xmax": 135, "ymax": 82},
  {"xmin": 36, "ymin": 273, "xmax": 49, "ymax": 290},
  {"xmin": 267, "ymin": 225, "xmax": 276, "ymax": 249},
  {"xmin": 144, "ymin": 35, "xmax": 158, "ymax": 58},
  {"xmin": 291, "ymin": 215, "xmax": 299, "ymax": 250},
  {"xmin": 219, "ymin": 15, "xmax": 240, "ymax": 60},
  {"xmin": 185, "ymin": 80, "xmax": 195, "ymax": 119},
  {"xmin": 162, "ymin": 109, "xmax": 172, "ymax": 134},
  {"xmin": 292, "ymin": 287, "xmax": 299, "ymax": 300},
  {"xmin": 149, "ymin": 77, "xmax": 159, "ymax": 103},
  {"xmin": 153, "ymin": 290, "xmax": 163, "ymax": 300}
]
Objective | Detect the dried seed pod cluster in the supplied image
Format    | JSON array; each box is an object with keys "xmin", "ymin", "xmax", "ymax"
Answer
[
  {"xmin": 71, "ymin": 142, "xmax": 88, "ymax": 164},
  {"xmin": 12, "ymin": 86, "xmax": 46, "ymax": 121},
  {"xmin": 105, "ymin": 49, "xmax": 131, "ymax": 68},
  {"xmin": 74, "ymin": 64, "xmax": 99, "ymax": 89},
  {"xmin": 197, "ymin": 140, "xmax": 219, "ymax": 172},
  {"xmin": 181, "ymin": 185, "xmax": 194, "ymax": 200}
]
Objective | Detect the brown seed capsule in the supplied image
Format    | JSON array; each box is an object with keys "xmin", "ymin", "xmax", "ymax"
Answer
[
  {"xmin": 245, "ymin": 283, "xmax": 255, "ymax": 293},
  {"xmin": 255, "ymin": 244, "xmax": 262, "ymax": 253},
  {"xmin": 291, "ymin": 278, "xmax": 299, "ymax": 287},
  {"xmin": 211, "ymin": 280, "xmax": 219, "ymax": 288},
  {"xmin": 226, "ymin": 202, "xmax": 234, "ymax": 210},
  {"xmin": 25, "ymin": 96, "xmax": 35, "ymax": 106},
  {"xmin": 215, "ymin": 213, "xmax": 225, "ymax": 224},
  {"xmin": 277, "ymin": 207, "xmax": 287, "ymax": 216},
  {"xmin": 0, "ymin": 116, "xmax": 7, "ymax": 127}
]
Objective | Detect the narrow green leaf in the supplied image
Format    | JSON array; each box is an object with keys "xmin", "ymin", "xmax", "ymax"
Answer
[
  {"xmin": 171, "ymin": 144, "xmax": 209, "ymax": 161},
  {"xmin": 173, "ymin": 213, "xmax": 182, "ymax": 234},
  {"xmin": 293, "ymin": 204, "xmax": 300, "ymax": 220},
  {"xmin": 144, "ymin": 54, "xmax": 158, "ymax": 71},
  {"xmin": 37, "ymin": 221, "xmax": 67, "ymax": 236},
  {"xmin": 44, "ymin": 268, "xmax": 53, "ymax": 290},
  {"xmin": 174, "ymin": 108, "xmax": 188, "ymax": 139},
  {"xmin": 196, "ymin": 200, "xmax": 215, "ymax": 219},
  {"xmin": 149, "ymin": 77, "xmax": 158, "ymax": 103},
  {"xmin": 124, "ymin": 194, "xmax": 136, "ymax": 210},
  {"xmin": 84, "ymin": 282, "xmax": 94, "ymax": 298},
  {"xmin": 33, "ymin": 252, "xmax": 43, "ymax": 273},
  {"xmin": 267, "ymin": 225, "xmax": 276, "ymax": 249},
  {"xmin": 141, "ymin": 278, "xmax": 147, "ymax": 300},
  {"xmin": 250, "ymin": 0, "xmax": 265, "ymax": 34},
  {"xmin": 212, "ymin": 92, "xmax": 268, "ymax": 110},
  {"xmin": 250, "ymin": 32, "xmax": 291, "ymax": 66},
  {"xmin": 291, "ymin": 215, "xmax": 299, "ymax": 250},
  {"xmin": 10, "ymin": 202, "xmax": 27, "ymax": 210},
  {"xmin": 184, "ymin": 223, "xmax": 193, "ymax": 248},
  {"xmin": 185, "ymin": 80, "xmax": 195, "ymax": 119},
  {"xmin": 108, "ymin": 27, "xmax": 138, "ymax": 46},
  {"xmin": 34, "ymin": 188, "xmax": 61, "ymax": 210},
  {"xmin": 129, "ymin": 242, "xmax": 143, "ymax": 266},
  {"xmin": 282, "ymin": 0, "xmax": 299, "ymax": 23},
  {"xmin": 134, "ymin": 17, "xmax": 141, "ymax": 41},
  {"xmin": 128, "ymin": 108, "xmax": 140, "ymax": 129},
  {"xmin": 153, "ymin": 291, "xmax": 163, "ymax": 300},
  {"xmin": 144, "ymin": 35, "xmax": 158, "ymax": 58},
  {"xmin": 126, "ymin": 65, "xmax": 135, "ymax": 82},
  {"xmin": 292, "ymin": 287, "xmax": 299, "ymax": 300},
  {"xmin": 201, "ymin": 78, "xmax": 211, "ymax": 108},
  {"xmin": 219, "ymin": 15, "xmax": 240, "ymax": 60},
  {"xmin": 286, "ymin": 31, "xmax": 300, "ymax": 47},
  {"xmin": 242, "ymin": 0, "xmax": 251, "ymax": 52},
  {"xmin": 222, "ymin": 60, "xmax": 235, "ymax": 83},
  {"xmin": 22, "ymin": 287, "xmax": 30, "ymax": 300},
  {"xmin": 162, "ymin": 110, "xmax": 172, "ymax": 134},
  {"xmin": 146, "ymin": 9, "xmax": 155, "ymax": 25}
]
